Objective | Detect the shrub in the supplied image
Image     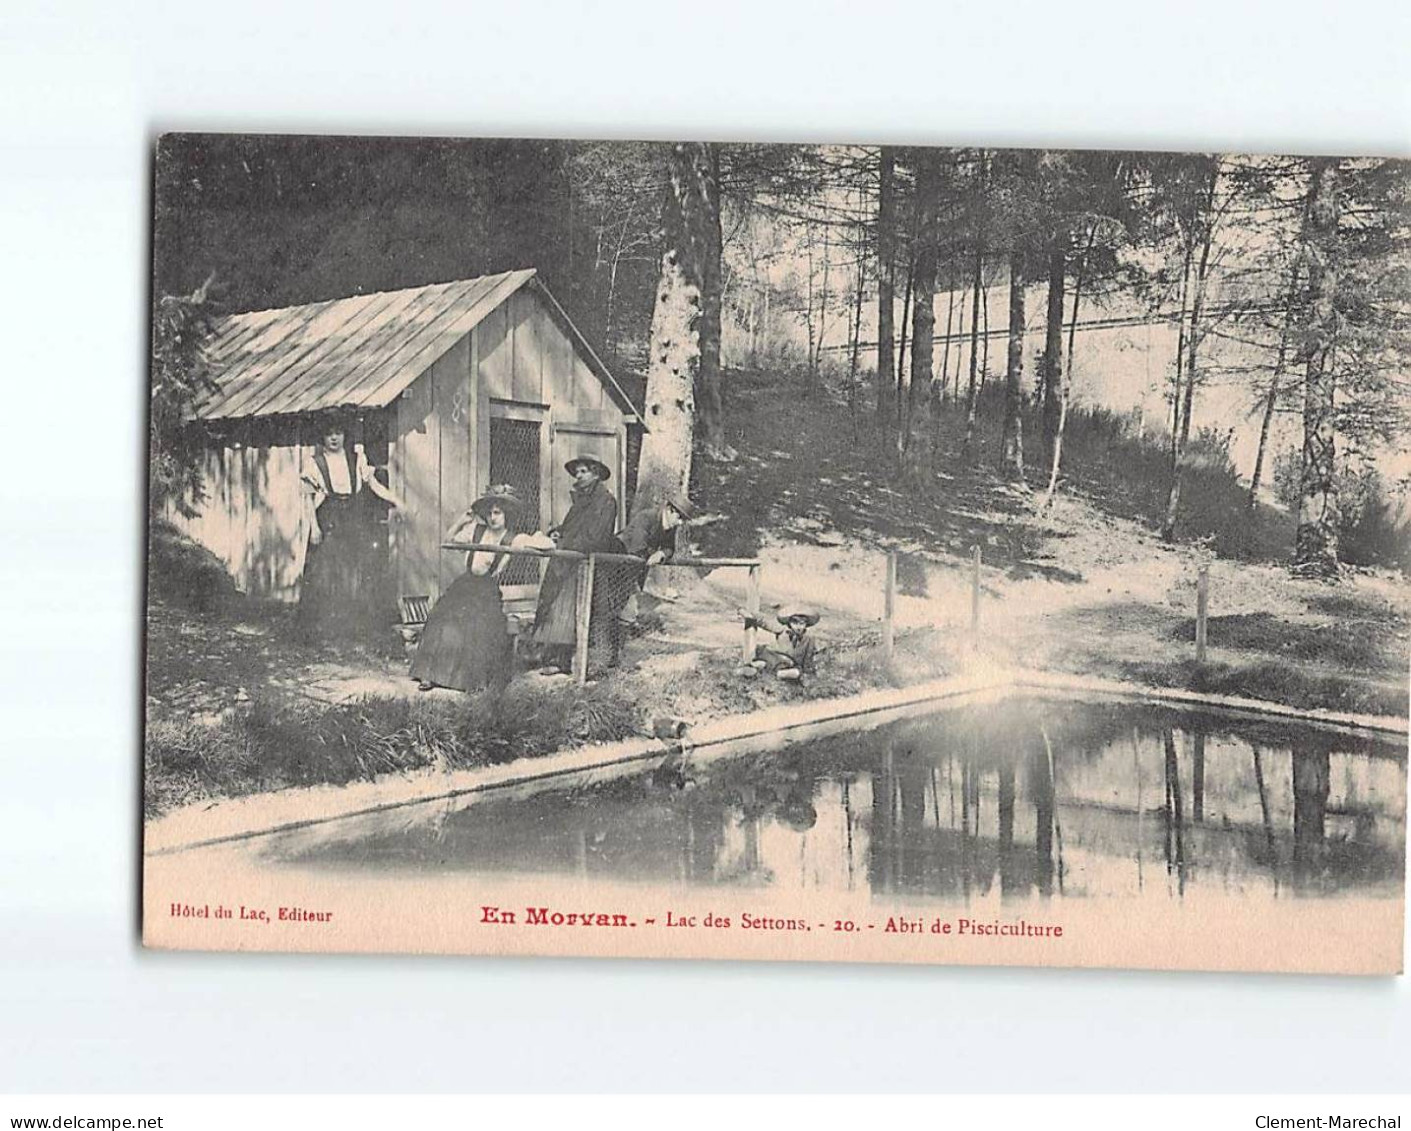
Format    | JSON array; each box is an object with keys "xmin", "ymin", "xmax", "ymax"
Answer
[
  {"xmin": 148, "ymin": 521, "xmax": 241, "ymax": 614},
  {"xmin": 1273, "ymin": 454, "xmax": 1411, "ymax": 573}
]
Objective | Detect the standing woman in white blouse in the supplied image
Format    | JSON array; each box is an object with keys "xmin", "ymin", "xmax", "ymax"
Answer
[
  {"xmin": 297, "ymin": 416, "xmax": 402, "ymax": 641},
  {"xmin": 410, "ymin": 485, "xmax": 548, "ymax": 693}
]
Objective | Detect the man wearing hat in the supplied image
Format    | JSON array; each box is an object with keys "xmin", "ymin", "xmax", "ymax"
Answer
[
  {"xmin": 604, "ymin": 491, "xmax": 697, "ymax": 660},
  {"xmin": 741, "ymin": 607, "xmax": 821, "ymax": 681},
  {"xmin": 619, "ymin": 491, "xmax": 695, "ymax": 580},
  {"xmin": 531, "ymin": 455, "xmax": 622, "ymax": 674}
]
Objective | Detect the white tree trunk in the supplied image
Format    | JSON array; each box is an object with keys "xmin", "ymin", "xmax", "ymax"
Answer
[{"xmin": 635, "ymin": 142, "xmax": 711, "ymax": 513}]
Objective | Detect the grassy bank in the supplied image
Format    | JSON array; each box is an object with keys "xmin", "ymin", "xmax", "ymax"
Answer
[
  {"xmin": 144, "ymin": 678, "xmax": 641, "ymax": 818},
  {"xmin": 1001, "ymin": 570, "xmax": 1410, "ymax": 718}
]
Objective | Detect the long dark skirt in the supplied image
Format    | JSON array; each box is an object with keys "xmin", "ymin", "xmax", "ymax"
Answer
[
  {"xmin": 530, "ymin": 562, "xmax": 628, "ymax": 668},
  {"xmin": 297, "ymin": 506, "xmax": 370, "ymax": 641},
  {"xmin": 410, "ymin": 571, "xmax": 512, "ymax": 693},
  {"xmin": 530, "ymin": 560, "xmax": 579, "ymax": 648}
]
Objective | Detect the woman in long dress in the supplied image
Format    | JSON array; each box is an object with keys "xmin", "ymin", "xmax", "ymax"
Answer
[
  {"xmin": 297, "ymin": 418, "xmax": 402, "ymax": 641},
  {"xmin": 530, "ymin": 456, "xmax": 621, "ymax": 674},
  {"xmin": 410, "ymin": 485, "xmax": 545, "ymax": 693}
]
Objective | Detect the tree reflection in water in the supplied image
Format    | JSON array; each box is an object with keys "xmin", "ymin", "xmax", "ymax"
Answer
[{"xmin": 258, "ymin": 699, "xmax": 1406, "ymax": 905}]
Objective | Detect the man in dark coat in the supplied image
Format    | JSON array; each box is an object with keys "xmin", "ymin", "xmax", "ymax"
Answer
[
  {"xmin": 607, "ymin": 492, "xmax": 697, "ymax": 662},
  {"xmin": 531, "ymin": 456, "xmax": 621, "ymax": 673},
  {"xmin": 618, "ymin": 492, "xmax": 695, "ymax": 581}
]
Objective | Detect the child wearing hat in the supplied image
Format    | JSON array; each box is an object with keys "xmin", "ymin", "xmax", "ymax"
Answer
[{"xmin": 740, "ymin": 607, "xmax": 820, "ymax": 681}]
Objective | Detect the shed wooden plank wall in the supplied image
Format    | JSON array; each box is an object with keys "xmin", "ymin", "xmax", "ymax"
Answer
[
  {"xmin": 391, "ymin": 332, "xmax": 481, "ymax": 601},
  {"xmin": 395, "ymin": 349, "xmax": 442, "ymax": 600},
  {"xmin": 433, "ymin": 335, "xmax": 474, "ymax": 594},
  {"xmin": 479, "ymin": 289, "xmax": 615, "ymax": 416},
  {"xmin": 509, "ymin": 292, "xmax": 542, "ymax": 403},
  {"xmin": 164, "ymin": 428, "xmax": 308, "ymax": 602},
  {"xmin": 479, "ymin": 303, "xmax": 514, "ymax": 400}
]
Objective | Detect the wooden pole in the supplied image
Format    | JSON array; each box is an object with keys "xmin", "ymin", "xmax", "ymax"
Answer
[
  {"xmin": 674, "ymin": 556, "xmax": 763, "ymax": 569},
  {"xmin": 743, "ymin": 564, "xmax": 761, "ymax": 662},
  {"xmin": 883, "ymin": 551, "xmax": 897, "ymax": 658},
  {"xmin": 970, "ymin": 545, "xmax": 982, "ymax": 633},
  {"xmin": 1195, "ymin": 564, "xmax": 1209, "ymax": 664},
  {"xmin": 573, "ymin": 554, "xmax": 596, "ymax": 685},
  {"xmin": 440, "ymin": 543, "xmax": 761, "ymax": 570}
]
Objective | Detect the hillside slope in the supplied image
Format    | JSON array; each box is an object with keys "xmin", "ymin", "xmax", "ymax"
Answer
[{"xmin": 687, "ymin": 369, "xmax": 1409, "ymax": 717}]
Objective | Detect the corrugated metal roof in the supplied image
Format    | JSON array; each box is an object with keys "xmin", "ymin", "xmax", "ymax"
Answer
[{"xmin": 193, "ymin": 269, "xmax": 639, "ymax": 422}]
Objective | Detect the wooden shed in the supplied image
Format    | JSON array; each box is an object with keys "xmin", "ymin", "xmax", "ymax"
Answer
[{"xmin": 167, "ymin": 269, "xmax": 641, "ymax": 610}]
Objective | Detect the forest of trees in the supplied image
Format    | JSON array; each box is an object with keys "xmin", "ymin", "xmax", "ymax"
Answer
[{"xmin": 153, "ymin": 137, "xmax": 1410, "ymax": 575}]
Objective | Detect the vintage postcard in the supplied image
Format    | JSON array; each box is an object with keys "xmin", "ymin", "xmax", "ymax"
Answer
[{"xmin": 142, "ymin": 134, "xmax": 1409, "ymax": 973}]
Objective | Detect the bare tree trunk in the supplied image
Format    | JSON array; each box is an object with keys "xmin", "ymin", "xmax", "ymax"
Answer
[
  {"xmin": 876, "ymin": 147, "xmax": 897, "ymax": 436},
  {"xmin": 940, "ymin": 278, "xmax": 956, "ymax": 404},
  {"xmin": 1294, "ymin": 158, "xmax": 1341, "ymax": 577},
  {"xmin": 1040, "ymin": 233, "xmax": 1067, "ymax": 468},
  {"xmin": 848, "ymin": 217, "xmax": 866, "ymax": 443},
  {"xmin": 1065, "ymin": 249, "xmax": 1083, "ymax": 388},
  {"xmin": 1043, "ymin": 225, "xmax": 1094, "ymax": 508},
  {"xmin": 603, "ymin": 199, "xmax": 638, "ymax": 355},
  {"xmin": 1249, "ymin": 259, "xmax": 1302, "ymax": 509},
  {"xmin": 999, "ymin": 248, "xmax": 1026, "ymax": 479},
  {"xmin": 1180, "ymin": 239, "xmax": 1212, "ymax": 451},
  {"xmin": 1168, "ymin": 246, "xmax": 1194, "ymax": 465},
  {"xmin": 896, "ymin": 255, "xmax": 915, "ymax": 450},
  {"xmin": 906, "ymin": 149, "xmax": 940, "ymax": 476},
  {"xmin": 697, "ymin": 143, "xmax": 727, "ymax": 456},
  {"xmin": 963, "ymin": 154, "xmax": 988, "ymax": 456},
  {"xmin": 761, "ymin": 281, "xmax": 770, "ymax": 361},
  {"xmin": 1163, "ymin": 165, "xmax": 1220, "ymax": 542},
  {"xmin": 636, "ymin": 142, "xmax": 711, "ymax": 516},
  {"xmin": 980, "ymin": 279, "xmax": 990, "ymax": 392},
  {"xmin": 804, "ymin": 226, "xmax": 818, "ymax": 396},
  {"xmin": 817, "ymin": 218, "xmax": 832, "ymax": 376},
  {"xmin": 604, "ymin": 258, "xmax": 620, "ymax": 354},
  {"xmin": 951, "ymin": 285, "xmax": 967, "ymax": 405},
  {"xmin": 898, "ymin": 256, "xmax": 918, "ymax": 446}
]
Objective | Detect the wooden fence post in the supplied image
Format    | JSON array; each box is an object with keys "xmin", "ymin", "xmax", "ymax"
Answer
[
  {"xmin": 743, "ymin": 564, "xmax": 761, "ymax": 662},
  {"xmin": 883, "ymin": 551, "xmax": 897, "ymax": 659},
  {"xmin": 971, "ymin": 545, "xmax": 982, "ymax": 633},
  {"xmin": 1195, "ymin": 564, "xmax": 1209, "ymax": 665},
  {"xmin": 573, "ymin": 554, "xmax": 596, "ymax": 685}
]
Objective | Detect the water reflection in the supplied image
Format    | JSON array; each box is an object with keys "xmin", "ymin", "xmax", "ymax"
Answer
[{"xmin": 256, "ymin": 698, "xmax": 1407, "ymax": 904}]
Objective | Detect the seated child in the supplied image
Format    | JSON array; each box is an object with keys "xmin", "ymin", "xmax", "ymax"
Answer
[{"xmin": 740, "ymin": 608, "xmax": 820, "ymax": 681}]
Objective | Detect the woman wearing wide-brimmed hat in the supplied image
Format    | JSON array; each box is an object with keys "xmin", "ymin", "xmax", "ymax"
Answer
[
  {"xmin": 410, "ymin": 485, "xmax": 545, "ymax": 693},
  {"xmin": 531, "ymin": 455, "xmax": 621, "ymax": 673}
]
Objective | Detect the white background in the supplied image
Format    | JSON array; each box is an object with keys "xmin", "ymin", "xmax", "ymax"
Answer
[{"xmin": 1, "ymin": 0, "xmax": 1409, "ymax": 1094}]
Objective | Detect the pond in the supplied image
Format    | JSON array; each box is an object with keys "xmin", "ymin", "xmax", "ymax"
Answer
[{"xmin": 233, "ymin": 695, "xmax": 1407, "ymax": 906}]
